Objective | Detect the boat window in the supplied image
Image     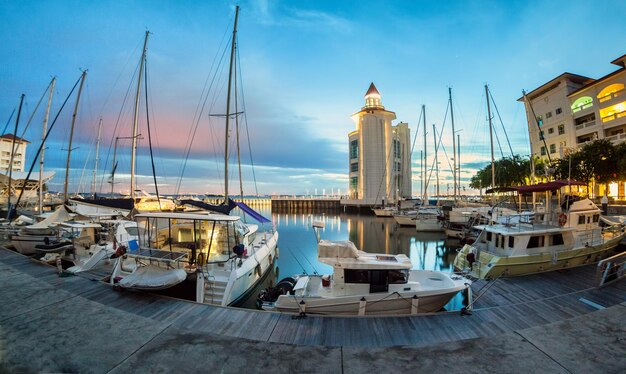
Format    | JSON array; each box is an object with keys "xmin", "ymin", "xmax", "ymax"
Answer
[
  {"xmin": 551, "ymin": 234, "xmax": 564, "ymax": 246},
  {"xmin": 592, "ymin": 214, "xmax": 600, "ymax": 223},
  {"xmin": 486, "ymin": 232, "xmax": 492, "ymax": 242},
  {"xmin": 125, "ymin": 227, "xmax": 139, "ymax": 236},
  {"xmin": 527, "ymin": 235, "xmax": 544, "ymax": 248},
  {"xmin": 344, "ymin": 269, "xmax": 370, "ymax": 284},
  {"xmin": 508, "ymin": 236, "xmax": 514, "ymax": 248},
  {"xmin": 388, "ymin": 270, "xmax": 408, "ymax": 284},
  {"xmin": 578, "ymin": 216, "xmax": 585, "ymax": 225}
]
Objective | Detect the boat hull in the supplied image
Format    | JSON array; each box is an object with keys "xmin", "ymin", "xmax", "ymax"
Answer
[
  {"xmin": 393, "ymin": 215, "xmax": 415, "ymax": 226},
  {"xmin": 415, "ymin": 219, "xmax": 443, "ymax": 232},
  {"xmin": 269, "ymin": 287, "xmax": 467, "ymax": 316},
  {"xmin": 454, "ymin": 234, "xmax": 625, "ymax": 279},
  {"xmin": 372, "ymin": 208, "xmax": 395, "ymax": 217}
]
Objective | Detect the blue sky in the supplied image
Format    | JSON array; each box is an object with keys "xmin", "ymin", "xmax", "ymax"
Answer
[{"xmin": 2, "ymin": 0, "xmax": 626, "ymax": 196}]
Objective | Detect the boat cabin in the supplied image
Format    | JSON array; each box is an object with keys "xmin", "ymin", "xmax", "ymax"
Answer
[
  {"xmin": 317, "ymin": 240, "xmax": 412, "ymax": 293},
  {"xmin": 134, "ymin": 212, "xmax": 255, "ymax": 266},
  {"xmin": 473, "ymin": 224, "xmax": 575, "ymax": 257}
]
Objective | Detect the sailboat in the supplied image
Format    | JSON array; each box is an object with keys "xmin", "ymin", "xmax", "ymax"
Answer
[
  {"xmin": 67, "ymin": 32, "xmax": 176, "ymax": 217},
  {"xmin": 415, "ymin": 105, "xmax": 443, "ymax": 232},
  {"xmin": 110, "ymin": 7, "xmax": 280, "ymax": 305}
]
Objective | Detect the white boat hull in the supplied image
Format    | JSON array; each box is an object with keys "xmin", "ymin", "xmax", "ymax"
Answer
[
  {"xmin": 372, "ymin": 208, "xmax": 395, "ymax": 217},
  {"xmin": 393, "ymin": 215, "xmax": 415, "ymax": 226},
  {"xmin": 415, "ymin": 218, "xmax": 443, "ymax": 232}
]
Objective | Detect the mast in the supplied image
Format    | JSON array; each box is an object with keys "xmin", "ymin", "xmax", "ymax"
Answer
[
  {"xmin": 485, "ymin": 84, "xmax": 495, "ymax": 206},
  {"xmin": 457, "ymin": 133, "xmax": 461, "ymax": 199},
  {"xmin": 7, "ymin": 94, "xmax": 25, "ymax": 217},
  {"xmin": 131, "ymin": 31, "xmax": 149, "ymax": 200},
  {"xmin": 422, "ymin": 105, "xmax": 427, "ymax": 202},
  {"xmin": 449, "ymin": 87, "xmax": 457, "ymax": 203},
  {"xmin": 39, "ymin": 77, "xmax": 56, "ymax": 212},
  {"xmin": 234, "ymin": 47, "xmax": 244, "ymax": 201},
  {"xmin": 432, "ymin": 124, "xmax": 440, "ymax": 201},
  {"xmin": 224, "ymin": 5, "xmax": 240, "ymax": 204},
  {"xmin": 92, "ymin": 117, "xmax": 103, "ymax": 198},
  {"xmin": 63, "ymin": 70, "xmax": 87, "ymax": 202}
]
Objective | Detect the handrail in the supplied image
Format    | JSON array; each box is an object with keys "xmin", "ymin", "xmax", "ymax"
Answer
[{"xmin": 595, "ymin": 251, "xmax": 626, "ymax": 288}]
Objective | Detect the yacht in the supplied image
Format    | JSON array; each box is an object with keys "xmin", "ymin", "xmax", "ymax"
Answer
[
  {"xmin": 110, "ymin": 212, "xmax": 279, "ymax": 306},
  {"xmin": 415, "ymin": 207, "xmax": 443, "ymax": 232},
  {"xmin": 454, "ymin": 198, "xmax": 626, "ymax": 279},
  {"xmin": 392, "ymin": 210, "xmax": 417, "ymax": 226},
  {"xmin": 259, "ymin": 239, "xmax": 469, "ymax": 316}
]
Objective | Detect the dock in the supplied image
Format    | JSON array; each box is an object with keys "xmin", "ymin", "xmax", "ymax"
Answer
[{"xmin": 0, "ymin": 247, "xmax": 624, "ymax": 372}]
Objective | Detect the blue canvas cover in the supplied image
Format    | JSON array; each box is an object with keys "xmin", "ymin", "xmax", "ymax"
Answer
[{"xmin": 232, "ymin": 200, "xmax": 271, "ymax": 223}]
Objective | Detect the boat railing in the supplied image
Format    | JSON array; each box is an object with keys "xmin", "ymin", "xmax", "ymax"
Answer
[{"xmin": 595, "ymin": 251, "xmax": 626, "ymax": 287}]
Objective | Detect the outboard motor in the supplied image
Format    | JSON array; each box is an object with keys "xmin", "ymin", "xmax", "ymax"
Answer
[{"xmin": 257, "ymin": 277, "xmax": 296, "ymax": 308}]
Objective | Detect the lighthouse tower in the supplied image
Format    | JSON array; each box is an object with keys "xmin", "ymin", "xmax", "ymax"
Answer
[{"xmin": 348, "ymin": 83, "xmax": 411, "ymax": 204}]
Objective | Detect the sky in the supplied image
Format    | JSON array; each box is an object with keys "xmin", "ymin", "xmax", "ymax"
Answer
[{"xmin": 2, "ymin": 0, "xmax": 626, "ymax": 197}]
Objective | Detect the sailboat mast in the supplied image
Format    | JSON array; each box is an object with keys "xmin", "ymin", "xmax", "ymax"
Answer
[
  {"xmin": 422, "ymin": 105, "xmax": 427, "ymax": 202},
  {"xmin": 63, "ymin": 70, "xmax": 87, "ymax": 202},
  {"xmin": 7, "ymin": 94, "xmax": 25, "ymax": 216},
  {"xmin": 449, "ymin": 87, "xmax": 457, "ymax": 203},
  {"xmin": 224, "ymin": 5, "xmax": 239, "ymax": 204},
  {"xmin": 234, "ymin": 49, "xmax": 244, "ymax": 200},
  {"xmin": 457, "ymin": 133, "xmax": 461, "ymax": 198},
  {"xmin": 39, "ymin": 77, "xmax": 55, "ymax": 212},
  {"xmin": 433, "ymin": 124, "xmax": 440, "ymax": 200},
  {"xmin": 485, "ymin": 84, "xmax": 495, "ymax": 205},
  {"xmin": 92, "ymin": 117, "xmax": 102, "ymax": 198},
  {"xmin": 131, "ymin": 31, "xmax": 149, "ymax": 200}
]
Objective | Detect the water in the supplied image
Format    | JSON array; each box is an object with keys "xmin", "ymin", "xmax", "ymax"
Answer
[{"xmin": 237, "ymin": 206, "xmax": 468, "ymax": 311}]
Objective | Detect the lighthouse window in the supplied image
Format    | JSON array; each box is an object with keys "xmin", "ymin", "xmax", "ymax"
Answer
[
  {"xmin": 508, "ymin": 236, "xmax": 514, "ymax": 248},
  {"xmin": 578, "ymin": 216, "xmax": 585, "ymax": 225},
  {"xmin": 592, "ymin": 214, "xmax": 599, "ymax": 223}
]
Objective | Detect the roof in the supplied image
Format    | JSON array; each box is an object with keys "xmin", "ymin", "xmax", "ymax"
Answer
[
  {"xmin": 567, "ymin": 65, "xmax": 626, "ymax": 97},
  {"xmin": 0, "ymin": 134, "xmax": 30, "ymax": 143},
  {"xmin": 610, "ymin": 53, "xmax": 626, "ymax": 68},
  {"xmin": 476, "ymin": 223, "xmax": 576, "ymax": 235},
  {"xmin": 487, "ymin": 180, "xmax": 586, "ymax": 194},
  {"xmin": 134, "ymin": 212, "xmax": 240, "ymax": 221},
  {"xmin": 365, "ymin": 82, "xmax": 380, "ymax": 97},
  {"xmin": 517, "ymin": 73, "xmax": 593, "ymax": 102}
]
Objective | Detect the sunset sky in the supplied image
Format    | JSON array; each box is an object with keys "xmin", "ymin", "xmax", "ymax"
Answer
[{"xmin": 2, "ymin": 0, "xmax": 626, "ymax": 196}]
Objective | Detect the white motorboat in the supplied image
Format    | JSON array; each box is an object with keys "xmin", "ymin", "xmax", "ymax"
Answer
[
  {"xmin": 454, "ymin": 198, "xmax": 626, "ymax": 279},
  {"xmin": 372, "ymin": 207, "xmax": 396, "ymax": 217},
  {"xmin": 110, "ymin": 212, "xmax": 279, "ymax": 306},
  {"xmin": 260, "ymin": 240, "xmax": 469, "ymax": 316},
  {"xmin": 415, "ymin": 207, "xmax": 443, "ymax": 232},
  {"xmin": 10, "ymin": 206, "xmax": 73, "ymax": 255}
]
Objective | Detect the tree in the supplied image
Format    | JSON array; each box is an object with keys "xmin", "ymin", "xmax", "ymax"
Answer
[{"xmin": 469, "ymin": 155, "xmax": 532, "ymax": 189}]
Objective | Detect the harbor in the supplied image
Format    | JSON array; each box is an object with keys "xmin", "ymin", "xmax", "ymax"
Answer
[
  {"xmin": 0, "ymin": 246, "xmax": 624, "ymax": 372},
  {"xmin": 3, "ymin": 1, "xmax": 626, "ymax": 372}
]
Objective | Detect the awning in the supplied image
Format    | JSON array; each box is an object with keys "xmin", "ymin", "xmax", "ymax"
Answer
[
  {"xmin": 232, "ymin": 200, "xmax": 271, "ymax": 223},
  {"xmin": 487, "ymin": 180, "xmax": 587, "ymax": 194}
]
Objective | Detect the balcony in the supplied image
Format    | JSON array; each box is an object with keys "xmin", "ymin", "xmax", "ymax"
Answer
[
  {"xmin": 572, "ymin": 102, "xmax": 593, "ymax": 113},
  {"xmin": 605, "ymin": 132, "xmax": 626, "ymax": 144},
  {"xmin": 598, "ymin": 88, "xmax": 625, "ymax": 104},
  {"xmin": 575, "ymin": 120, "xmax": 597, "ymax": 131}
]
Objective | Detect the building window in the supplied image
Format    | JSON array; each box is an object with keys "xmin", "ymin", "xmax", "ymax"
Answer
[
  {"xmin": 546, "ymin": 111, "xmax": 552, "ymax": 119},
  {"xmin": 597, "ymin": 83, "xmax": 625, "ymax": 102},
  {"xmin": 599, "ymin": 101, "xmax": 626, "ymax": 122},
  {"xmin": 350, "ymin": 163, "xmax": 358, "ymax": 172},
  {"xmin": 558, "ymin": 124, "xmax": 565, "ymax": 135},
  {"xmin": 549, "ymin": 144, "xmax": 556, "ymax": 154},
  {"xmin": 548, "ymin": 128, "xmax": 554, "ymax": 134},
  {"xmin": 539, "ymin": 131, "xmax": 544, "ymax": 141},
  {"xmin": 540, "ymin": 146, "xmax": 546, "ymax": 156},
  {"xmin": 393, "ymin": 139, "xmax": 401, "ymax": 159},
  {"xmin": 350, "ymin": 177, "xmax": 358, "ymax": 191},
  {"xmin": 396, "ymin": 162, "xmax": 401, "ymax": 172},
  {"xmin": 350, "ymin": 140, "xmax": 358, "ymax": 159},
  {"xmin": 555, "ymin": 107, "xmax": 562, "ymax": 115},
  {"xmin": 571, "ymin": 96, "xmax": 593, "ymax": 113}
]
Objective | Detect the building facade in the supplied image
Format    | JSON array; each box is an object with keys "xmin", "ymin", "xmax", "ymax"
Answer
[
  {"xmin": 348, "ymin": 83, "xmax": 411, "ymax": 204},
  {"xmin": 521, "ymin": 53, "xmax": 626, "ymax": 198},
  {"xmin": 0, "ymin": 134, "xmax": 29, "ymax": 172}
]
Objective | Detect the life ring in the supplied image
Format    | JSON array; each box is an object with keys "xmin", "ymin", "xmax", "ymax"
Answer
[{"xmin": 558, "ymin": 213, "xmax": 567, "ymax": 226}]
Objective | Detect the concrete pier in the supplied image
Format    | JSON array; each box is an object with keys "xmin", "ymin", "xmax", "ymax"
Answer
[{"xmin": 0, "ymin": 248, "xmax": 624, "ymax": 373}]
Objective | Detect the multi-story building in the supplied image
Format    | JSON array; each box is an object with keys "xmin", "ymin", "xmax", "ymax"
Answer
[
  {"xmin": 0, "ymin": 134, "xmax": 29, "ymax": 172},
  {"xmin": 348, "ymin": 83, "xmax": 411, "ymax": 204},
  {"xmin": 520, "ymin": 53, "xmax": 626, "ymax": 198}
]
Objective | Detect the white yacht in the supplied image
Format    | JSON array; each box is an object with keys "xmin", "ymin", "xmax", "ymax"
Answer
[
  {"xmin": 454, "ymin": 198, "xmax": 626, "ymax": 279},
  {"xmin": 110, "ymin": 212, "xmax": 279, "ymax": 306},
  {"xmin": 260, "ymin": 239, "xmax": 469, "ymax": 316},
  {"xmin": 372, "ymin": 206, "xmax": 396, "ymax": 217},
  {"xmin": 10, "ymin": 206, "xmax": 73, "ymax": 255},
  {"xmin": 393, "ymin": 210, "xmax": 417, "ymax": 226},
  {"xmin": 415, "ymin": 207, "xmax": 443, "ymax": 232}
]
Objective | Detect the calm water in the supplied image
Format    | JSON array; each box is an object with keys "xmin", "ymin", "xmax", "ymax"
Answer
[{"xmin": 237, "ymin": 206, "xmax": 468, "ymax": 311}]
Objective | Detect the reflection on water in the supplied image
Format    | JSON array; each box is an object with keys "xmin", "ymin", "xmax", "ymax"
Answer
[{"xmin": 237, "ymin": 207, "xmax": 467, "ymax": 311}]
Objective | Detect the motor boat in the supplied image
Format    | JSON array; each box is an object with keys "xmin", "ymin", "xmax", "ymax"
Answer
[{"xmin": 259, "ymin": 223, "xmax": 469, "ymax": 316}]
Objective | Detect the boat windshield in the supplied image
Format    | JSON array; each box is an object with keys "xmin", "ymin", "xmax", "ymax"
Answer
[{"xmin": 136, "ymin": 216, "xmax": 248, "ymax": 264}]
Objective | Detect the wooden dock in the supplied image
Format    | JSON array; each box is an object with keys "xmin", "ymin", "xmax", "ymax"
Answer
[{"xmin": 0, "ymin": 247, "xmax": 623, "ymax": 347}]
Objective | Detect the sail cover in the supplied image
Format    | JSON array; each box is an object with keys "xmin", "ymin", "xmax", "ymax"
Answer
[{"xmin": 232, "ymin": 200, "xmax": 271, "ymax": 223}]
